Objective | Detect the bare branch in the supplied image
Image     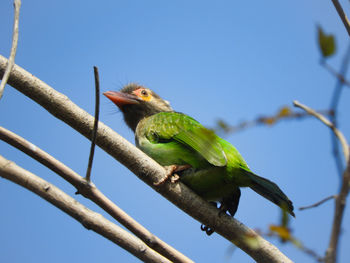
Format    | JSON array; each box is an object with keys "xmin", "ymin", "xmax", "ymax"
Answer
[
  {"xmin": 215, "ymin": 107, "xmax": 332, "ymax": 135},
  {"xmin": 0, "ymin": 55, "xmax": 292, "ymax": 263},
  {"xmin": 299, "ymin": 195, "xmax": 336, "ymax": 211},
  {"xmin": 265, "ymin": 231, "xmax": 324, "ymax": 262},
  {"xmin": 293, "ymin": 100, "xmax": 350, "ymax": 263},
  {"xmin": 325, "ymin": 157, "xmax": 350, "ymax": 263},
  {"xmin": 327, "ymin": 43, "xmax": 350, "ymax": 177},
  {"xmin": 0, "ymin": 0, "xmax": 21, "ymax": 99},
  {"xmin": 296, "ymin": 243, "xmax": 324, "ymax": 262},
  {"xmin": 321, "ymin": 60, "xmax": 350, "ymax": 88},
  {"xmin": 0, "ymin": 126, "xmax": 192, "ymax": 263},
  {"xmin": 0, "ymin": 155, "xmax": 171, "ymax": 263},
  {"xmin": 331, "ymin": 0, "xmax": 350, "ymax": 36},
  {"xmin": 293, "ymin": 101, "xmax": 349, "ymax": 163},
  {"xmin": 85, "ymin": 66, "xmax": 100, "ymax": 182}
]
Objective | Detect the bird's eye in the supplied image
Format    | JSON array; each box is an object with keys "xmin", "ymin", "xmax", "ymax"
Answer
[
  {"xmin": 133, "ymin": 88, "xmax": 152, "ymax": 101},
  {"xmin": 141, "ymin": 89, "xmax": 148, "ymax": 96}
]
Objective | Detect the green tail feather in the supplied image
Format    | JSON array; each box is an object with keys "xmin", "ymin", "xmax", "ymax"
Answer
[{"xmin": 246, "ymin": 172, "xmax": 295, "ymax": 217}]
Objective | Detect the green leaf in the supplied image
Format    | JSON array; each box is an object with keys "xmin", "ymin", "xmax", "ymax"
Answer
[{"xmin": 317, "ymin": 26, "xmax": 336, "ymax": 58}]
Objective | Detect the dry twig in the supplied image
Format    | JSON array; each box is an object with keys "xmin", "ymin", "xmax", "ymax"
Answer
[
  {"xmin": 85, "ymin": 66, "xmax": 100, "ymax": 182},
  {"xmin": 325, "ymin": 158, "xmax": 350, "ymax": 263},
  {"xmin": 266, "ymin": 230, "xmax": 324, "ymax": 262},
  {"xmin": 293, "ymin": 100, "xmax": 350, "ymax": 263},
  {"xmin": 331, "ymin": 0, "xmax": 350, "ymax": 36},
  {"xmin": 215, "ymin": 106, "xmax": 332, "ymax": 135},
  {"xmin": 321, "ymin": 60, "xmax": 350, "ymax": 89},
  {"xmin": 0, "ymin": 0, "xmax": 21, "ymax": 99},
  {"xmin": 0, "ymin": 126, "xmax": 192, "ymax": 263},
  {"xmin": 325, "ymin": 43, "xmax": 350, "ymax": 177},
  {"xmin": 299, "ymin": 195, "xmax": 336, "ymax": 211},
  {"xmin": 0, "ymin": 155, "xmax": 171, "ymax": 263},
  {"xmin": 293, "ymin": 101, "xmax": 349, "ymax": 163}
]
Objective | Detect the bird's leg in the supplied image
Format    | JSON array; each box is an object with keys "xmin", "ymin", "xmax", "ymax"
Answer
[
  {"xmin": 201, "ymin": 190, "xmax": 241, "ymax": 236},
  {"xmin": 200, "ymin": 202, "xmax": 217, "ymax": 236},
  {"xmin": 153, "ymin": 164, "xmax": 192, "ymax": 186},
  {"xmin": 219, "ymin": 188, "xmax": 241, "ymax": 217},
  {"xmin": 218, "ymin": 202, "xmax": 229, "ymax": 217},
  {"xmin": 227, "ymin": 188, "xmax": 241, "ymax": 217}
]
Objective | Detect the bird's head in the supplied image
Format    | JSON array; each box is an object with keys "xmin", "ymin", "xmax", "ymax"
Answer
[{"xmin": 104, "ymin": 83, "xmax": 173, "ymax": 131}]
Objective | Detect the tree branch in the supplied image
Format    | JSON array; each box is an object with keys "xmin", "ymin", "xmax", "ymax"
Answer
[
  {"xmin": 215, "ymin": 106, "xmax": 332, "ymax": 135},
  {"xmin": 321, "ymin": 60, "xmax": 350, "ymax": 89},
  {"xmin": 0, "ymin": 55, "xmax": 292, "ymax": 263},
  {"xmin": 0, "ymin": 155, "xmax": 171, "ymax": 263},
  {"xmin": 0, "ymin": 126, "xmax": 192, "ymax": 263},
  {"xmin": 293, "ymin": 101, "xmax": 349, "ymax": 163},
  {"xmin": 0, "ymin": 0, "xmax": 21, "ymax": 99},
  {"xmin": 331, "ymin": 0, "xmax": 350, "ymax": 36},
  {"xmin": 293, "ymin": 100, "xmax": 350, "ymax": 263},
  {"xmin": 325, "ymin": 157, "xmax": 350, "ymax": 263},
  {"xmin": 85, "ymin": 66, "xmax": 100, "ymax": 182},
  {"xmin": 299, "ymin": 195, "xmax": 336, "ymax": 211},
  {"xmin": 326, "ymin": 43, "xmax": 350, "ymax": 177}
]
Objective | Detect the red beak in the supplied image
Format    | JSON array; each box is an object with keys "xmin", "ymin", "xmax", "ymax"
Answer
[{"xmin": 103, "ymin": 91, "xmax": 139, "ymax": 108}]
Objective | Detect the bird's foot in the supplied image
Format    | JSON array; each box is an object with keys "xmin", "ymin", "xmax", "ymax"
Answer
[
  {"xmin": 153, "ymin": 164, "xmax": 191, "ymax": 186},
  {"xmin": 200, "ymin": 224, "xmax": 215, "ymax": 236},
  {"xmin": 200, "ymin": 202, "xmax": 217, "ymax": 236}
]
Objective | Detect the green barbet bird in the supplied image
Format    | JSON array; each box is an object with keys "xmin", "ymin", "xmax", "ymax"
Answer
[{"xmin": 104, "ymin": 84, "xmax": 294, "ymax": 234}]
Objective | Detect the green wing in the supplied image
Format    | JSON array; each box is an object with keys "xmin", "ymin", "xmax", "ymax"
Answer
[{"xmin": 144, "ymin": 112, "xmax": 227, "ymax": 167}]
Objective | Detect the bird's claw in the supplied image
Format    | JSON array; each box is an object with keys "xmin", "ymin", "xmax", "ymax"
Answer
[
  {"xmin": 218, "ymin": 203, "xmax": 228, "ymax": 217},
  {"xmin": 153, "ymin": 164, "xmax": 191, "ymax": 186},
  {"xmin": 170, "ymin": 174, "xmax": 180, "ymax": 183},
  {"xmin": 153, "ymin": 165, "xmax": 177, "ymax": 186},
  {"xmin": 201, "ymin": 224, "xmax": 215, "ymax": 236}
]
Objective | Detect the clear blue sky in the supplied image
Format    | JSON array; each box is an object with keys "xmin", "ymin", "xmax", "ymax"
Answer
[{"xmin": 1, "ymin": 1, "xmax": 349, "ymax": 262}]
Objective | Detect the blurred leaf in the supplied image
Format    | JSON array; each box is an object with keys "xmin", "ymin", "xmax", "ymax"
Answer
[
  {"xmin": 277, "ymin": 106, "xmax": 291, "ymax": 117},
  {"xmin": 317, "ymin": 26, "xmax": 336, "ymax": 58},
  {"xmin": 269, "ymin": 225, "xmax": 292, "ymax": 242},
  {"xmin": 259, "ymin": 117, "xmax": 276, "ymax": 125}
]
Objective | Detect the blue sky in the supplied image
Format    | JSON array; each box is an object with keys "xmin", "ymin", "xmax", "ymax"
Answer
[{"xmin": 1, "ymin": 1, "xmax": 350, "ymax": 262}]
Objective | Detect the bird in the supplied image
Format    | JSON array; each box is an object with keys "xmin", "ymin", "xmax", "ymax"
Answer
[{"xmin": 104, "ymin": 83, "xmax": 294, "ymax": 235}]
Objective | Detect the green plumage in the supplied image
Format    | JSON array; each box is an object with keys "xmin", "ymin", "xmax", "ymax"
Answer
[
  {"xmin": 103, "ymin": 85, "xmax": 294, "ymax": 224},
  {"xmin": 136, "ymin": 111, "xmax": 294, "ymax": 216}
]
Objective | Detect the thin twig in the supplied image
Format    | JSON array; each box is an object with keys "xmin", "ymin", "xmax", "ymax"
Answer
[
  {"xmin": 331, "ymin": 0, "xmax": 350, "ymax": 36},
  {"xmin": 266, "ymin": 231, "xmax": 324, "ymax": 262},
  {"xmin": 298, "ymin": 244, "xmax": 325, "ymax": 263},
  {"xmin": 299, "ymin": 195, "xmax": 336, "ymax": 211},
  {"xmin": 321, "ymin": 60, "xmax": 350, "ymax": 88},
  {"xmin": 293, "ymin": 101, "xmax": 349, "ymax": 163},
  {"xmin": 0, "ymin": 55, "xmax": 292, "ymax": 263},
  {"xmin": 85, "ymin": 66, "xmax": 100, "ymax": 182},
  {"xmin": 322, "ymin": 44, "xmax": 350, "ymax": 178},
  {"xmin": 0, "ymin": 0, "xmax": 21, "ymax": 99},
  {"xmin": 325, "ymin": 156, "xmax": 350, "ymax": 263},
  {"xmin": 0, "ymin": 155, "xmax": 171, "ymax": 263},
  {"xmin": 0, "ymin": 126, "xmax": 192, "ymax": 263},
  {"xmin": 215, "ymin": 107, "xmax": 332, "ymax": 135},
  {"xmin": 293, "ymin": 100, "xmax": 350, "ymax": 263}
]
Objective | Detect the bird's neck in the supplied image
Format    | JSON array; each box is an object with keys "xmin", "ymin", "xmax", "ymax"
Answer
[{"xmin": 125, "ymin": 108, "xmax": 173, "ymax": 132}]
